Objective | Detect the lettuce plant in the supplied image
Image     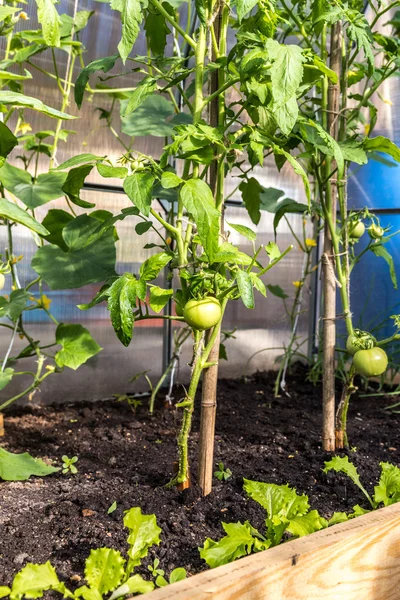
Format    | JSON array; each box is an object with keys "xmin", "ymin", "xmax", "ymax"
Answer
[
  {"xmin": 0, "ymin": 507, "xmax": 186, "ymax": 600},
  {"xmin": 199, "ymin": 479, "xmax": 327, "ymax": 568}
]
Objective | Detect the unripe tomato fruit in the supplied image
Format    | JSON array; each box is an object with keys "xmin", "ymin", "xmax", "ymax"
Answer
[
  {"xmin": 0, "ymin": 273, "xmax": 5, "ymax": 291},
  {"xmin": 183, "ymin": 297, "xmax": 222, "ymax": 331},
  {"xmin": 346, "ymin": 330, "xmax": 375, "ymax": 355},
  {"xmin": 353, "ymin": 347, "xmax": 388, "ymax": 378},
  {"xmin": 175, "ymin": 302, "xmax": 183, "ymax": 317},
  {"xmin": 368, "ymin": 224, "xmax": 384, "ymax": 239},
  {"xmin": 349, "ymin": 221, "xmax": 365, "ymax": 239}
]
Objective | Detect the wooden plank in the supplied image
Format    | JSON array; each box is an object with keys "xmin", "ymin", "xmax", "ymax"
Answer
[{"xmin": 143, "ymin": 502, "xmax": 400, "ymax": 600}]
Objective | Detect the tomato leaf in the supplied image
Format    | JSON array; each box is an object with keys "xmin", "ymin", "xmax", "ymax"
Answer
[
  {"xmin": 0, "ymin": 91, "xmax": 76, "ymax": 120},
  {"xmin": 149, "ymin": 286, "xmax": 173, "ymax": 313},
  {"xmin": 62, "ymin": 165, "xmax": 96, "ymax": 209},
  {"xmin": 0, "ymin": 368, "xmax": 14, "ymax": 391},
  {"xmin": 180, "ymin": 179, "xmax": 220, "ymax": 262},
  {"xmin": 107, "ymin": 274, "xmax": 139, "ymax": 346},
  {"xmin": 74, "ymin": 55, "xmax": 120, "ymax": 108},
  {"xmin": 236, "ymin": 270, "xmax": 255, "ymax": 309},
  {"xmin": 227, "ymin": 222, "xmax": 256, "ymax": 242},
  {"xmin": 124, "ymin": 172, "xmax": 155, "ymax": 217},
  {"xmin": 239, "ymin": 177, "xmax": 263, "ymax": 225},
  {"xmin": 363, "ymin": 136, "xmax": 400, "ymax": 162},
  {"xmin": 34, "ymin": 0, "xmax": 61, "ymax": 47},
  {"xmin": 123, "ymin": 78, "xmax": 157, "ymax": 116},
  {"xmin": 140, "ymin": 252, "xmax": 172, "ymax": 281},
  {"xmin": 370, "ymin": 243, "xmax": 397, "ymax": 289},
  {"xmin": 111, "ymin": 0, "xmax": 144, "ymax": 63}
]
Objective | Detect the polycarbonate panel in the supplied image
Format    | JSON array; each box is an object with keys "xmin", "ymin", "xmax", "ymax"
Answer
[{"xmin": 0, "ymin": 192, "xmax": 166, "ymax": 403}]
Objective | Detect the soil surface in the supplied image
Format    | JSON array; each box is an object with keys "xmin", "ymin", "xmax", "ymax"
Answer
[{"xmin": 1, "ymin": 366, "xmax": 399, "ymax": 587}]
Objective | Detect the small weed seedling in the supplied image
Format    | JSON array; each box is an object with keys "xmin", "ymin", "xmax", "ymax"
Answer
[
  {"xmin": 61, "ymin": 456, "xmax": 78, "ymax": 475},
  {"xmin": 114, "ymin": 394, "xmax": 144, "ymax": 415},
  {"xmin": 147, "ymin": 559, "xmax": 187, "ymax": 588},
  {"xmin": 214, "ymin": 462, "xmax": 232, "ymax": 482}
]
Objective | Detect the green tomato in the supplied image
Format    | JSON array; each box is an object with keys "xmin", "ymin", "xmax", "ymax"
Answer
[
  {"xmin": 368, "ymin": 224, "xmax": 384, "ymax": 239},
  {"xmin": 346, "ymin": 329, "xmax": 376, "ymax": 355},
  {"xmin": 0, "ymin": 273, "xmax": 5, "ymax": 291},
  {"xmin": 183, "ymin": 297, "xmax": 222, "ymax": 331},
  {"xmin": 349, "ymin": 221, "xmax": 365, "ymax": 239},
  {"xmin": 353, "ymin": 347, "xmax": 388, "ymax": 378}
]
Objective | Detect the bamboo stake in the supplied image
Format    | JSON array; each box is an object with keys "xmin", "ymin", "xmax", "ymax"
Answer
[
  {"xmin": 198, "ymin": 6, "xmax": 225, "ymax": 496},
  {"xmin": 322, "ymin": 22, "xmax": 342, "ymax": 451},
  {"xmin": 0, "ymin": 413, "xmax": 4, "ymax": 437}
]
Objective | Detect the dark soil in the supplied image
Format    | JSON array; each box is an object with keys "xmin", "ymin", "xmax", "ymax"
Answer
[{"xmin": 1, "ymin": 366, "xmax": 399, "ymax": 587}]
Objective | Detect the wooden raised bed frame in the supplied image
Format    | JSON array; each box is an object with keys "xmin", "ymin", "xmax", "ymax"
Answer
[{"xmin": 143, "ymin": 502, "xmax": 400, "ymax": 599}]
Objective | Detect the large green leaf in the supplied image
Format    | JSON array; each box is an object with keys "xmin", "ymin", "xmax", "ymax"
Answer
[
  {"xmin": 75, "ymin": 55, "xmax": 120, "ymax": 108},
  {"xmin": 180, "ymin": 179, "xmax": 220, "ymax": 262},
  {"xmin": 0, "ymin": 290, "xmax": 30, "ymax": 322},
  {"xmin": 84, "ymin": 549, "xmax": 125, "ymax": 595},
  {"xmin": 0, "ymin": 162, "xmax": 67, "ymax": 209},
  {"xmin": 111, "ymin": 0, "xmax": 143, "ymax": 63},
  {"xmin": 123, "ymin": 172, "xmax": 155, "ymax": 217},
  {"xmin": 0, "ymin": 122, "xmax": 18, "ymax": 160},
  {"xmin": 123, "ymin": 507, "xmax": 162, "ymax": 567},
  {"xmin": 0, "ymin": 448, "xmax": 59, "ymax": 481},
  {"xmin": 149, "ymin": 286, "xmax": 173, "ymax": 313},
  {"xmin": 120, "ymin": 95, "xmax": 191, "ymax": 137},
  {"xmin": 144, "ymin": 10, "xmax": 169, "ymax": 55},
  {"xmin": 0, "ymin": 6, "xmax": 20, "ymax": 20},
  {"xmin": 32, "ymin": 215, "xmax": 117, "ymax": 289},
  {"xmin": 55, "ymin": 324, "xmax": 102, "ymax": 370},
  {"xmin": 53, "ymin": 153, "xmax": 104, "ymax": 170},
  {"xmin": 286, "ymin": 510, "xmax": 327, "ymax": 537},
  {"xmin": 0, "ymin": 91, "xmax": 76, "ymax": 119},
  {"xmin": 0, "ymin": 198, "xmax": 49, "ymax": 236},
  {"xmin": 34, "ymin": 0, "xmax": 61, "ymax": 47},
  {"xmin": 42, "ymin": 209, "xmax": 74, "ymax": 250}
]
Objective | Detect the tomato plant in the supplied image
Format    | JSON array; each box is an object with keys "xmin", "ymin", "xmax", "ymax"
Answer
[{"xmin": 349, "ymin": 221, "xmax": 365, "ymax": 239}]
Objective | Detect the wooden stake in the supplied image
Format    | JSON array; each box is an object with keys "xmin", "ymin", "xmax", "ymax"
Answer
[
  {"xmin": 0, "ymin": 413, "xmax": 4, "ymax": 437},
  {"xmin": 198, "ymin": 328, "xmax": 220, "ymax": 495},
  {"xmin": 322, "ymin": 22, "xmax": 342, "ymax": 452}
]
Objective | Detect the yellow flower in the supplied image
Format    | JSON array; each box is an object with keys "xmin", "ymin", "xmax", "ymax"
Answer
[
  {"xmin": 364, "ymin": 123, "xmax": 371, "ymax": 135},
  {"xmin": 38, "ymin": 294, "xmax": 52, "ymax": 311},
  {"xmin": 305, "ymin": 238, "xmax": 317, "ymax": 247},
  {"xmin": 292, "ymin": 281, "xmax": 302, "ymax": 289},
  {"xmin": 19, "ymin": 11, "xmax": 29, "ymax": 20},
  {"xmin": 383, "ymin": 98, "xmax": 393, "ymax": 106},
  {"xmin": 18, "ymin": 122, "xmax": 32, "ymax": 135}
]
